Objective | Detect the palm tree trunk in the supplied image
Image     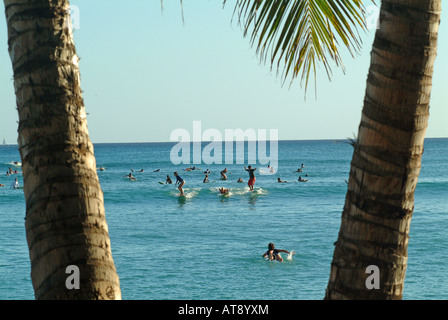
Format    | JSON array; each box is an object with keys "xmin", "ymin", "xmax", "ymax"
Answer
[
  {"xmin": 325, "ymin": 0, "xmax": 441, "ymax": 299},
  {"xmin": 4, "ymin": 0, "xmax": 121, "ymax": 299}
]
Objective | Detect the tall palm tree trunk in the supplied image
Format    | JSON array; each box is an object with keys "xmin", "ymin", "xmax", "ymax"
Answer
[
  {"xmin": 4, "ymin": 0, "xmax": 121, "ymax": 299},
  {"xmin": 325, "ymin": 0, "xmax": 441, "ymax": 299}
]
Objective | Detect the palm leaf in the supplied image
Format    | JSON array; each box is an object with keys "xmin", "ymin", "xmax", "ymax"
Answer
[{"xmin": 224, "ymin": 0, "xmax": 369, "ymax": 93}]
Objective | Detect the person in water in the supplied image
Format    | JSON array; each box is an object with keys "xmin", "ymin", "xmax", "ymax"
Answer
[
  {"xmin": 174, "ymin": 172, "xmax": 185, "ymax": 195},
  {"xmin": 244, "ymin": 165, "xmax": 257, "ymax": 191},
  {"xmin": 220, "ymin": 168, "xmax": 228, "ymax": 180},
  {"xmin": 262, "ymin": 243, "xmax": 294, "ymax": 262},
  {"xmin": 219, "ymin": 187, "xmax": 229, "ymax": 194},
  {"xmin": 166, "ymin": 175, "xmax": 173, "ymax": 184},
  {"xmin": 298, "ymin": 176, "xmax": 308, "ymax": 182},
  {"xmin": 128, "ymin": 173, "xmax": 136, "ymax": 180},
  {"xmin": 11, "ymin": 178, "xmax": 20, "ymax": 189},
  {"xmin": 237, "ymin": 178, "xmax": 244, "ymax": 183},
  {"xmin": 203, "ymin": 175, "xmax": 209, "ymax": 183},
  {"xmin": 277, "ymin": 177, "xmax": 287, "ymax": 183}
]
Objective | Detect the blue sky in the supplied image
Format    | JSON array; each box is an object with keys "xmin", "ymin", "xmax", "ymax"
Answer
[{"xmin": 1, "ymin": 0, "xmax": 447, "ymax": 143}]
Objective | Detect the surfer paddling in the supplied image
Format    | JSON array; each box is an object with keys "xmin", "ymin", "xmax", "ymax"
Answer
[
  {"xmin": 262, "ymin": 243, "xmax": 294, "ymax": 262},
  {"xmin": 244, "ymin": 165, "xmax": 257, "ymax": 191},
  {"xmin": 174, "ymin": 172, "xmax": 185, "ymax": 196}
]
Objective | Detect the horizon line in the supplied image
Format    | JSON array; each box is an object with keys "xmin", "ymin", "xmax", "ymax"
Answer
[{"xmin": 1, "ymin": 136, "xmax": 447, "ymax": 146}]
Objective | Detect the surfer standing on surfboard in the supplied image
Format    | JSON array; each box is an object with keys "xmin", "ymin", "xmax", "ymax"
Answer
[
  {"xmin": 244, "ymin": 165, "xmax": 257, "ymax": 191},
  {"xmin": 174, "ymin": 172, "xmax": 185, "ymax": 196}
]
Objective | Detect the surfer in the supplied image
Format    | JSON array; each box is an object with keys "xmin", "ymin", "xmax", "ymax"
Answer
[
  {"xmin": 166, "ymin": 175, "xmax": 173, "ymax": 184},
  {"xmin": 11, "ymin": 178, "xmax": 20, "ymax": 189},
  {"xmin": 277, "ymin": 177, "xmax": 287, "ymax": 183},
  {"xmin": 204, "ymin": 169, "xmax": 211, "ymax": 174},
  {"xmin": 174, "ymin": 172, "xmax": 185, "ymax": 196},
  {"xmin": 244, "ymin": 165, "xmax": 257, "ymax": 191},
  {"xmin": 127, "ymin": 173, "xmax": 136, "ymax": 180},
  {"xmin": 203, "ymin": 175, "xmax": 209, "ymax": 183},
  {"xmin": 219, "ymin": 187, "xmax": 229, "ymax": 194},
  {"xmin": 220, "ymin": 168, "xmax": 228, "ymax": 180},
  {"xmin": 237, "ymin": 178, "xmax": 244, "ymax": 183},
  {"xmin": 298, "ymin": 176, "xmax": 308, "ymax": 182},
  {"xmin": 262, "ymin": 243, "xmax": 294, "ymax": 262}
]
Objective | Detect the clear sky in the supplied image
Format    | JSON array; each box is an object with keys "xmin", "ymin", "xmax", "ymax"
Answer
[{"xmin": 1, "ymin": 0, "xmax": 447, "ymax": 144}]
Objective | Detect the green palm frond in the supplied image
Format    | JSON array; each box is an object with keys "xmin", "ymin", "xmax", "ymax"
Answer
[{"xmin": 225, "ymin": 0, "xmax": 369, "ymax": 92}]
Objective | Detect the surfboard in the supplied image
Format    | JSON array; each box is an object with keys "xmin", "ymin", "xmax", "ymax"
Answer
[{"xmin": 158, "ymin": 181, "xmax": 165, "ymax": 185}]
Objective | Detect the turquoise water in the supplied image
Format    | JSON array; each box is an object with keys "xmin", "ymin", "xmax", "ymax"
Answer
[{"xmin": 0, "ymin": 139, "xmax": 447, "ymax": 300}]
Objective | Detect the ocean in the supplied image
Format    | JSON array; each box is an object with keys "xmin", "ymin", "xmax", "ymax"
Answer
[{"xmin": 0, "ymin": 139, "xmax": 447, "ymax": 300}]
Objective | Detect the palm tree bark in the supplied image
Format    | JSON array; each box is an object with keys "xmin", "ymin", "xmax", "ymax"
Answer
[
  {"xmin": 325, "ymin": 0, "xmax": 441, "ymax": 299},
  {"xmin": 4, "ymin": 0, "xmax": 121, "ymax": 299}
]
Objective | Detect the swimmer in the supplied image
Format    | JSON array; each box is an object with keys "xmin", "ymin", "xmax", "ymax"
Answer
[
  {"xmin": 298, "ymin": 176, "xmax": 308, "ymax": 182},
  {"xmin": 0, "ymin": 183, "xmax": 5, "ymax": 187},
  {"xmin": 203, "ymin": 175, "xmax": 209, "ymax": 183},
  {"xmin": 219, "ymin": 187, "xmax": 229, "ymax": 194},
  {"xmin": 166, "ymin": 175, "xmax": 173, "ymax": 184},
  {"xmin": 262, "ymin": 243, "xmax": 294, "ymax": 262},
  {"xmin": 237, "ymin": 178, "xmax": 244, "ymax": 183},
  {"xmin": 174, "ymin": 172, "xmax": 185, "ymax": 195},
  {"xmin": 277, "ymin": 177, "xmax": 287, "ymax": 183}
]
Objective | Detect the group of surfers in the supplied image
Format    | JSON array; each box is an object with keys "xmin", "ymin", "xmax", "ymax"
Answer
[
  {"xmin": 166, "ymin": 166, "xmax": 257, "ymax": 196},
  {"xmin": 1, "ymin": 165, "xmax": 21, "ymax": 188},
  {"xmin": 164, "ymin": 165, "xmax": 307, "ymax": 196},
  {"xmin": 120, "ymin": 163, "xmax": 308, "ymax": 196}
]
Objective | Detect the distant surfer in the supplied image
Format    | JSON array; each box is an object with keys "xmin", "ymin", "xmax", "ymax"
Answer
[
  {"xmin": 298, "ymin": 176, "xmax": 308, "ymax": 182},
  {"xmin": 220, "ymin": 168, "xmax": 228, "ymax": 180},
  {"xmin": 296, "ymin": 163, "xmax": 305, "ymax": 172},
  {"xmin": 204, "ymin": 169, "xmax": 211, "ymax": 174},
  {"xmin": 219, "ymin": 187, "xmax": 229, "ymax": 195},
  {"xmin": 127, "ymin": 173, "xmax": 136, "ymax": 181},
  {"xmin": 262, "ymin": 243, "xmax": 294, "ymax": 262},
  {"xmin": 237, "ymin": 178, "xmax": 244, "ymax": 183},
  {"xmin": 174, "ymin": 172, "xmax": 185, "ymax": 196},
  {"xmin": 203, "ymin": 175, "xmax": 209, "ymax": 183},
  {"xmin": 244, "ymin": 165, "xmax": 256, "ymax": 191},
  {"xmin": 11, "ymin": 178, "xmax": 20, "ymax": 189},
  {"xmin": 277, "ymin": 177, "xmax": 287, "ymax": 183},
  {"xmin": 165, "ymin": 175, "xmax": 173, "ymax": 184}
]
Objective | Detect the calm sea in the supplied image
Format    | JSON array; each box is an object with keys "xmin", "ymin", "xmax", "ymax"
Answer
[{"xmin": 0, "ymin": 139, "xmax": 447, "ymax": 300}]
